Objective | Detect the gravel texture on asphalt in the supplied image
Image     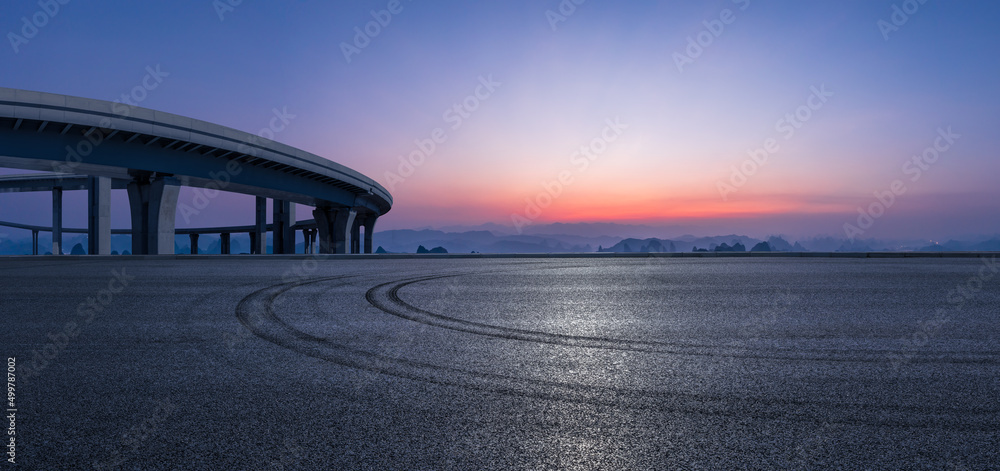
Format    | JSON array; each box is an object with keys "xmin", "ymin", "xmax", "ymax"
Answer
[{"xmin": 2, "ymin": 256, "xmax": 998, "ymax": 469}]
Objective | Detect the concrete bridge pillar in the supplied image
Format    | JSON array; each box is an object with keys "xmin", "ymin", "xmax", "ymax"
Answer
[
  {"xmin": 189, "ymin": 234, "xmax": 199, "ymax": 254},
  {"xmin": 363, "ymin": 215, "xmax": 377, "ymax": 254},
  {"xmin": 303, "ymin": 228, "xmax": 316, "ymax": 254},
  {"xmin": 349, "ymin": 212, "xmax": 377, "ymax": 254},
  {"xmin": 220, "ymin": 233, "xmax": 231, "ymax": 255},
  {"xmin": 51, "ymin": 187, "xmax": 62, "ymax": 255},
  {"xmin": 31, "ymin": 230, "xmax": 39, "ymax": 256},
  {"xmin": 253, "ymin": 196, "xmax": 267, "ymax": 254},
  {"xmin": 88, "ymin": 176, "xmax": 112, "ymax": 255},
  {"xmin": 313, "ymin": 206, "xmax": 355, "ymax": 254},
  {"xmin": 350, "ymin": 217, "xmax": 361, "ymax": 254},
  {"xmin": 126, "ymin": 174, "xmax": 179, "ymax": 255},
  {"xmin": 272, "ymin": 199, "xmax": 296, "ymax": 254}
]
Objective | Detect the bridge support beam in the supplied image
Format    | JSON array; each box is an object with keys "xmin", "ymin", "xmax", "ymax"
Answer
[
  {"xmin": 51, "ymin": 187, "xmax": 62, "ymax": 255},
  {"xmin": 220, "ymin": 233, "xmax": 231, "ymax": 255},
  {"xmin": 348, "ymin": 212, "xmax": 378, "ymax": 254},
  {"xmin": 189, "ymin": 234, "xmax": 199, "ymax": 254},
  {"xmin": 313, "ymin": 206, "xmax": 355, "ymax": 254},
  {"xmin": 364, "ymin": 215, "xmax": 376, "ymax": 254},
  {"xmin": 31, "ymin": 230, "xmax": 39, "ymax": 256},
  {"xmin": 303, "ymin": 228, "xmax": 316, "ymax": 254},
  {"xmin": 253, "ymin": 196, "xmax": 267, "ymax": 254},
  {"xmin": 272, "ymin": 199, "xmax": 296, "ymax": 254},
  {"xmin": 88, "ymin": 176, "xmax": 112, "ymax": 255},
  {"xmin": 350, "ymin": 217, "xmax": 361, "ymax": 254},
  {"xmin": 127, "ymin": 175, "xmax": 179, "ymax": 255}
]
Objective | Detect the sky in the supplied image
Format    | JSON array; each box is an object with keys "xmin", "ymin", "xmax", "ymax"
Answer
[{"xmin": 1, "ymin": 0, "xmax": 999, "ymax": 240}]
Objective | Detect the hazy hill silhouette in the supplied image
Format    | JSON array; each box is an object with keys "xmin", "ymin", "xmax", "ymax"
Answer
[{"xmin": 2, "ymin": 222, "xmax": 997, "ymax": 255}]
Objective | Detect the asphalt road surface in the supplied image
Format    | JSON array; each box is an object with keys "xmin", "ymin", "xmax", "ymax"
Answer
[{"xmin": 2, "ymin": 256, "xmax": 998, "ymax": 469}]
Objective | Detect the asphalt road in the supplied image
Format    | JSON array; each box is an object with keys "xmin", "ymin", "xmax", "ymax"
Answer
[{"xmin": 2, "ymin": 256, "xmax": 999, "ymax": 469}]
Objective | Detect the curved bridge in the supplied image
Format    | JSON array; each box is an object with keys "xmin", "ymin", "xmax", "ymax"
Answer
[{"xmin": 0, "ymin": 88, "xmax": 391, "ymax": 254}]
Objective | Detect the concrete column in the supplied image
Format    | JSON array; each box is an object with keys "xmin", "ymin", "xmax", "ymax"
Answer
[
  {"xmin": 363, "ymin": 216, "xmax": 376, "ymax": 254},
  {"xmin": 272, "ymin": 199, "xmax": 296, "ymax": 254},
  {"xmin": 126, "ymin": 175, "xmax": 180, "ymax": 255},
  {"xmin": 350, "ymin": 217, "xmax": 361, "ymax": 254},
  {"xmin": 313, "ymin": 208, "xmax": 332, "ymax": 254},
  {"xmin": 189, "ymin": 234, "xmax": 199, "ymax": 254},
  {"xmin": 302, "ymin": 228, "xmax": 315, "ymax": 254},
  {"xmin": 253, "ymin": 196, "xmax": 267, "ymax": 254},
  {"xmin": 51, "ymin": 187, "xmax": 62, "ymax": 255},
  {"xmin": 220, "ymin": 233, "xmax": 231, "ymax": 255},
  {"xmin": 88, "ymin": 176, "xmax": 112, "ymax": 255},
  {"xmin": 312, "ymin": 207, "xmax": 355, "ymax": 254},
  {"xmin": 31, "ymin": 230, "xmax": 39, "ymax": 256},
  {"xmin": 285, "ymin": 201, "xmax": 295, "ymax": 253}
]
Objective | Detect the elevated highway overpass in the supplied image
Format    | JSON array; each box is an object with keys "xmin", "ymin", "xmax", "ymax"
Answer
[{"xmin": 0, "ymin": 88, "xmax": 392, "ymax": 254}]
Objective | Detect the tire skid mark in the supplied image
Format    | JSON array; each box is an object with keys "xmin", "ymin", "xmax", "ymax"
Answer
[
  {"xmin": 368, "ymin": 274, "xmax": 1000, "ymax": 365},
  {"xmin": 236, "ymin": 273, "xmax": 999, "ymax": 432}
]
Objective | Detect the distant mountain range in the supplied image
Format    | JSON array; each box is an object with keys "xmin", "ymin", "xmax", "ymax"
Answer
[
  {"xmin": 372, "ymin": 229, "xmax": 613, "ymax": 254},
  {"xmin": 1, "ymin": 222, "xmax": 998, "ymax": 255},
  {"xmin": 372, "ymin": 227, "xmax": 1000, "ymax": 254},
  {"xmin": 918, "ymin": 239, "xmax": 1000, "ymax": 252}
]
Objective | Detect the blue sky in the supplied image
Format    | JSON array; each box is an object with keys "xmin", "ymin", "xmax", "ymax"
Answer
[{"xmin": 2, "ymin": 0, "xmax": 999, "ymax": 240}]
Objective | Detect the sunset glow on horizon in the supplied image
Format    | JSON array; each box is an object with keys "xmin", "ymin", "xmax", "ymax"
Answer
[{"xmin": 2, "ymin": 1, "xmax": 999, "ymax": 240}]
